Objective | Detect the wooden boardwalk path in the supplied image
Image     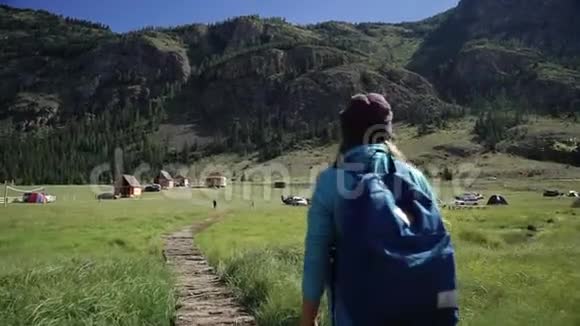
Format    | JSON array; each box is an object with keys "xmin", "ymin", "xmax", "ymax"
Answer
[{"xmin": 164, "ymin": 219, "xmax": 255, "ymax": 326}]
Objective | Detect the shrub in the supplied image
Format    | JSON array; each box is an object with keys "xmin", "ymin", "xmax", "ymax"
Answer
[
  {"xmin": 472, "ymin": 95, "xmax": 529, "ymax": 150},
  {"xmin": 417, "ymin": 122, "xmax": 436, "ymax": 136},
  {"xmin": 442, "ymin": 166, "xmax": 454, "ymax": 181}
]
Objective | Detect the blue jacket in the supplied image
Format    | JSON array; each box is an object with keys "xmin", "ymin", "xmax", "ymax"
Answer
[{"xmin": 302, "ymin": 144, "xmax": 437, "ymax": 325}]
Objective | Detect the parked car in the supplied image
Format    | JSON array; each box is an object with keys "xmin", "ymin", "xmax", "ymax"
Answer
[
  {"xmin": 144, "ymin": 184, "xmax": 162, "ymax": 192},
  {"xmin": 281, "ymin": 196, "xmax": 310, "ymax": 206},
  {"xmin": 292, "ymin": 197, "xmax": 309, "ymax": 206},
  {"xmin": 97, "ymin": 193, "xmax": 119, "ymax": 200},
  {"xmin": 543, "ymin": 190, "xmax": 561, "ymax": 197},
  {"xmin": 455, "ymin": 192, "xmax": 484, "ymax": 202},
  {"xmin": 454, "ymin": 199, "xmax": 479, "ymax": 206}
]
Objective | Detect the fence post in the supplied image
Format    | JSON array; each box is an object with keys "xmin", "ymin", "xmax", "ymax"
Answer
[{"xmin": 3, "ymin": 181, "xmax": 7, "ymax": 207}]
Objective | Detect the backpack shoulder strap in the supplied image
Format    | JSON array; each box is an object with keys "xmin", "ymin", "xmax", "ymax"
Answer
[{"xmin": 368, "ymin": 149, "xmax": 397, "ymax": 175}]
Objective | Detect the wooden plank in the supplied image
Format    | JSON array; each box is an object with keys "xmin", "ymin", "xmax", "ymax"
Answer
[{"xmin": 164, "ymin": 222, "xmax": 255, "ymax": 326}]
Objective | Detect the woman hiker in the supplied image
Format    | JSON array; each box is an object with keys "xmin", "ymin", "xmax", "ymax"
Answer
[{"xmin": 300, "ymin": 93, "xmax": 459, "ymax": 326}]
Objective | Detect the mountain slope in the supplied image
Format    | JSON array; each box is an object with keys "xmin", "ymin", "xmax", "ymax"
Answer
[
  {"xmin": 0, "ymin": 1, "xmax": 579, "ymax": 184},
  {"xmin": 0, "ymin": 7, "xmax": 458, "ymax": 183},
  {"xmin": 408, "ymin": 0, "xmax": 580, "ymax": 112}
]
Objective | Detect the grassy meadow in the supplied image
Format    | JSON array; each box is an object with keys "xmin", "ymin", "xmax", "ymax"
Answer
[
  {"xmin": 0, "ymin": 186, "xmax": 214, "ymax": 326},
  {"xmin": 197, "ymin": 181, "xmax": 580, "ymax": 326},
  {"xmin": 1, "ymin": 180, "xmax": 580, "ymax": 325}
]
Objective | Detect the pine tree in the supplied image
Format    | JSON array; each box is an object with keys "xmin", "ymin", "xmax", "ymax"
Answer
[
  {"xmin": 442, "ymin": 166, "xmax": 453, "ymax": 181},
  {"xmin": 180, "ymin": 145, "xmax": 190, "ymax": 163}
]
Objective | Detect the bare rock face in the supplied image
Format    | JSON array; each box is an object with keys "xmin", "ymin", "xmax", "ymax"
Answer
[
  {"xmin": 451, "ymin": 45, "xmax": 540, "ymax": 87},
  {"xmin": 225, "ymin": 17, "xmax": 265, "ymax": 51},
  {"xmin": 206, "ymin": 48, "xmax": 288, "ymax": 81},
  {"xmin": 5, "ymin": 93, "xmax": 60, "ymax": 130},
  {"xmin": 498, "ymin": 130, "xmax": 580, "ymax": 166},
  {"xmin": 456, "ymin": 0, "xmax": 580, "ymax": 57},
  {"xmin": 448, "ymin": 42, "xmax": 580, "ymax": 110},
  {"xmin": 381, "ymin": 66, "xmax": 438, "ymax": 97},
  {"xmin": 74, "ymin": 32, "xmax": 190, "ymax": 108},
  {"xmin": 190, "ymin": 51, "xmax": 458, "ymax": 137},
  {"xmin": 204, "ymin": 45, "xmax": 357, "ymax": 81},
  {"xmin": 410, "ymin": 0, "xmax": 580, "ymax": 112}
]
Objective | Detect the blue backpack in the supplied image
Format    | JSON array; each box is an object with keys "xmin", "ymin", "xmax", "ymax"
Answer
[{"xmin": 332, "ymin": 155, "xmax": 458, "ymax": 325}]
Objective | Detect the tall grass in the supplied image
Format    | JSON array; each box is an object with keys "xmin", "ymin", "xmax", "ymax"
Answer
[
  {"xmin": 222, "ymin": 248, "xmax": 303, "ymax": 325},
  {"xmin": 197, "ymin": 189, "xmax": 580, "ymax": 326},
  {"xmin": 0, "ymin": 256, "xmax": 174, "ymax": 326},
  {"xmin": 0, "ymin": 186, "xmax": 213, "ymax": 326},
  {"xmin": 216, "ymin": 247, "xmax": 330, "ymax": 326}
]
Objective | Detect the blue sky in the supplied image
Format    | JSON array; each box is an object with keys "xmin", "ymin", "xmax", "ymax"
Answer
[{"xmin": 2, "ymin": 0, "xmax": 459, "ymax": 32}]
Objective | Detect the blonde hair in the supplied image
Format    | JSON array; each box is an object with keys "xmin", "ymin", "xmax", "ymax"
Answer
[
  {"xmin": 385, "ymin": 141, "xmax": 406, "ymax": 161},
  {"xmin": 335, "ymin": 140, "xmax": 406, "ymax": 168}
]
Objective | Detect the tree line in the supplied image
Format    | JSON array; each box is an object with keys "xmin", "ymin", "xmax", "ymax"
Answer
[{"xmin": 0, "ymin": 100, "xmax": 178, "ymax": 185}]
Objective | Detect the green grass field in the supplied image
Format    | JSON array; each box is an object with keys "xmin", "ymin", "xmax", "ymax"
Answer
[
  {"xmin": 0, "ymin": 186, "xmax": 214, "ymax": 326},
  {"xmin": 1, "ymin": 181, "xmax": 580, "ymax": 325},
  {"xmin": 197, "ymin": 182, "xmax": 580, "ymax": 326}
]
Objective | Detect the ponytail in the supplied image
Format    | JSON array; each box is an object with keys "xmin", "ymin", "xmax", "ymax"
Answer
[
  {"xmin": 385, "ymin": 141, "xmax": 406, "ymax": 162},
  {"xmin": 334, "ymin": 140, "xmax": 406, "ymax": 168}
]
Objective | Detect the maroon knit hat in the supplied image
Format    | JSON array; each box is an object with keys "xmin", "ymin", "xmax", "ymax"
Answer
[{"xmin": 339, "ymin": 93, "xmax": 393, "ymax": 146}]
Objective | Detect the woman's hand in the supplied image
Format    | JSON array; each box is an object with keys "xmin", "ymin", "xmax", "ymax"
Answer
[
  {"xmin": 299, "ymin": 317, "xmax": 318, "ymax": 326},
  {"xmin": 299, "ymin": 318, "xmax": 317, "ymax": 326},
  {"xmin": 300, "ymin": 300, "xmax": 320, "ymax": 326}
]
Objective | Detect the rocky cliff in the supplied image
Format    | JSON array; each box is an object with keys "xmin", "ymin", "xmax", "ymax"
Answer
[
  {"xmin": 0, "ymin": 7, "xmax": 448, "ymax": 134},
  {"xmin": 409, "ymin": 0, "xmax": 580, "ymax": 112}
]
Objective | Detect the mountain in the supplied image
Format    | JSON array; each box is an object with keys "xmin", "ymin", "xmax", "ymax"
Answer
[
  {"xmin": 407, "ymin": 0, "xmax": 580, "ymax": 167},
  {"xmin": 0, "ymin": 5, "xmax": 459, "ymax": 183},
  {"xmin": 408, "ymin": 0, "xmax": 580, "ymax": 112},
  {"xmin": 0, "ymin": 1, "xmax": 578, "ymax": 184}
]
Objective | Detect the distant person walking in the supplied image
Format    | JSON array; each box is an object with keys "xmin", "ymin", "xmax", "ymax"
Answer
[
  {"xmin": 213, "ymin": 200, "xmax": 217, "ymax": 209},
  {"xmin": 300, "ymin": 93, "xmax": 458, "ymax": 326}
]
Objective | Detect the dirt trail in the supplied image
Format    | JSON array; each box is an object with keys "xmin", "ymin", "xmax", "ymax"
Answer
[{"xmin": 164, "ymin": 215, "xmax": 255, "ymax": 326}]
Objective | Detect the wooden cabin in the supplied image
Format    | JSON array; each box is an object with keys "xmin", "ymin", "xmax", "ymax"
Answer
[
  {"xmin": 175, "ymin": 175, "xmax": 190, "ymax": 187},
  {"xmin": 205, "ymin": 173, "xmax": 227, "ymax": 188},
  {"xmin": 154, "ymin": 170, "xmax": 174, "ymax": 189},
  {"xmin": 115, "ymin": 175, "xmax": 142, "ymax": 198}
]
